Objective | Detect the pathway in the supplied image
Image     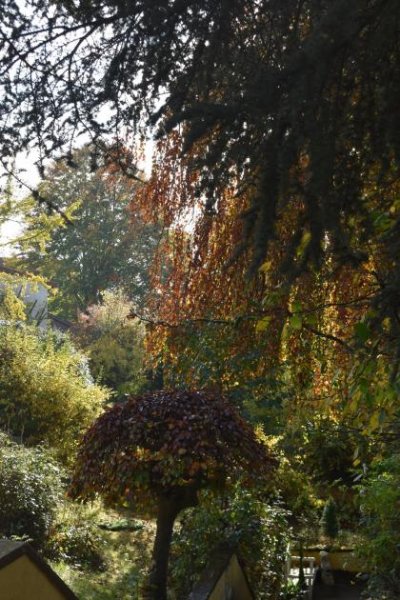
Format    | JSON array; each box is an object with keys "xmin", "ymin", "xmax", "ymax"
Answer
[{"xmin": 312, "ymin": 571, "xmax": 366, "ymax": 600}]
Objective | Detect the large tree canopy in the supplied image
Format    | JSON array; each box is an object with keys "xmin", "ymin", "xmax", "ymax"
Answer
[
  {"xmin": 1, "ymin": 0, "xmax": 399, "ymax": 273},
  {"xmin": 2, "ymin": 0, "xmax": 400, "ymax": 415},
  {"xmin": 14, "ymin": 146, "xmax": 161, "ymax": 317}
]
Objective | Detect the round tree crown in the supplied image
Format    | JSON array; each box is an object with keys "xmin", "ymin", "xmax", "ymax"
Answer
[{"xmin": 70, "ymin": 389, "xmax": 275, "ymax": 514}]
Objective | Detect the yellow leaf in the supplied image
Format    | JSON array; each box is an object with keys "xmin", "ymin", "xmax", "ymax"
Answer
[
  {"xmin": 256, "ymin": 317, "xmax": 271, "ymax": 333},
  {"xmin": 368, "ymin": 412, "xmax": 380, "ymax": 432},
  {"xmin": 259, "ymin": 260, "xmax": 272, "ymax": 273}
]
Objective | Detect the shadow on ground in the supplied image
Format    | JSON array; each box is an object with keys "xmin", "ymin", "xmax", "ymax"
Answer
[{"xmin": 313, "ymin": 570, "xmax": 366, "ymax": 600}]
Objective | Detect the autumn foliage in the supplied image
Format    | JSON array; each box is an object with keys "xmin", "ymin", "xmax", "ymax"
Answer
[
  {"xmin": 70, "ymin": 389, "xmax": 275, "ymax": 599},
  {"xmin": 70, "ymin": 389, "xmax": 274, "ymax": 513}
]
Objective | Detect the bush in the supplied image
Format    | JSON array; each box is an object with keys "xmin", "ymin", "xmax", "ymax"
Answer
[
  {"xmin": 284, "ymin": 417, "xmax": 357, "ymax": 486},
  {"xmin": 46, "ymin": 518, "xmax": 104, "ymax": 570},
  {"xmin": 0, "ymin": 323, "xmax": 107, "ymax": 462},
  {"xmin": 0, "ymin": 433, "xmax": 63, "ymax": 547},
  {"xmin": 169, "ymin": 485, "xmax": 289, "ymax": 600},
  {"xmin": 358, "ymin": 454, "xmax": 400, "ymax": 599},
  {"xmin": 273, "ymin": 459, "xmax": 320, "ymax": 525},
  {"xmin": 76, "ymin": 289, "xmax": 146, "ymax": 400}
]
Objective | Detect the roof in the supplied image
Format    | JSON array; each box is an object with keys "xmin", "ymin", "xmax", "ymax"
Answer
[
  {"xmin": 0, "ymin": 540, "xmax": 78, "ymax": 599},
  {"xmin": 48, "ymin": 313, "xmax": 73, "ymax": 332},
  {"xmin": 0, "ymin": 540, "xmax": 26, "ymax": 561},
  {"xmin": 188, "ymin": 542, "xmax": 254, "ymax": 600}
]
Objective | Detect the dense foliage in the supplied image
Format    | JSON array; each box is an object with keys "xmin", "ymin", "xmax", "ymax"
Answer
[
  {"xmin": 0, "ymin": 321, "xmax": 107, "ymax": 461},
  {"xmin": 0, "ymin": 433, "xmax": 63, "ymax": 547},
  {"xmin": 71, "ymin": 389, "xmax": 274, "ymax": 512},
  {"xmin": 1, "ymin": 1, "xmax": 399, "ymax": 597},
  {"xmin": 358, "ymin": 454, "xmax": 400, "ymax": 599},
  {"xmin": 0, "ymin": 1, "xmax": 399, "ymax": 284},
  {"xmin": 15, "ymin": 147, "xmax": 161, "ymax": 318},
  {"xmin": 0, "ymin": 274, "xmax": 29, "ymax": 321},
  {"xmin": 170, "ymin": 487, "xmax": 289, "ymax": 600},
  {"xmin": 47, "ymin": 516, "xmax": 104, "ymax": 571},
  {"xmin": 76, "ymin": 289, "xmax": 146, "ymax": 399}
]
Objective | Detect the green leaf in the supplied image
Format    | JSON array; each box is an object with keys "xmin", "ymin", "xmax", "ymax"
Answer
[
  {"xmin": 368, "ymin": 412, "xmax": 380, "ymax": 432},
  {"xmin": 255, "ymin": 317, "xmax": 271, "ymax": 333},
  {"xmin": 289, "ymin": 315, "xmax": 302, "ymax": 330},
  {"xmin": 291, "ymin": 301, "xmax": 302, "ymax": 313},
  {"xmin": 354, "ymin": 322, "xmax": 370, "ymax": 343},
  {"xmin": 305, "ymin": 313, "xmax": 318, "ymax": 327}
]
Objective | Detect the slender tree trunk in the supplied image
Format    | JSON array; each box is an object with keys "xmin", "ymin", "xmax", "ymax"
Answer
[{"xmin": 146, "ymin": 496, "xmax": 180, "ymax": 600}]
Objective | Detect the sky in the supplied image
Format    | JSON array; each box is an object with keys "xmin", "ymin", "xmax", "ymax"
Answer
[{"xmin": 0, "ymin": 151, "xmax": 40, "ymax": 255}]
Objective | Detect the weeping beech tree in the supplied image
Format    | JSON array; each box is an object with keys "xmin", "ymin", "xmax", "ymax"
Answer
[
  {"xmin": 1, "ymin": 0, "xmax": 399, "ymax": 274},
  {"xmin": 70, "ymin": 389, "xmax": 275, "ymax": 600}
]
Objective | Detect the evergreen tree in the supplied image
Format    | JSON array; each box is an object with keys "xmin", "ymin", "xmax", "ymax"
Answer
[
  {"xmin": 320, "ymin": 498, "xmax": 339, "ymax": 542},
  {"xmin": 0, "ymin": 0, "xmax": 399, "ymax": 278}
]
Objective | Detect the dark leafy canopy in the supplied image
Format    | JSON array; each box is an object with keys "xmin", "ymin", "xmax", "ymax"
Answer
[
  {"xmin": 70, "ymin": 391, "xmax": 275, "ymax": 600},
  {"xmin": 70, "ymin": 389, "xmax": 275, "ymax": 514},
  {"xmin": 1, "ymin": 0, "xmax": 400, "ymax": 275}
]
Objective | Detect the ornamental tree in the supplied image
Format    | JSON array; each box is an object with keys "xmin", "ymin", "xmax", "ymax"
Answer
[{"xmin": 70, "ymin": 389, "xmax": 275, "ymax": 600}]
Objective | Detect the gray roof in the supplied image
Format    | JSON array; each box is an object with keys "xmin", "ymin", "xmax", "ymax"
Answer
[{"xmin": 0, "ymin": 540, "xmax": 26, "ymax": 561}]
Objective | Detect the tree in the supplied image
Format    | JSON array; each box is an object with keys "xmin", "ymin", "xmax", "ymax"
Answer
[
  {"xmin": 16, "ymin": 147, "xmax": 161, "ymax": 318},
  {"xmin": 1, "ymin": 0, "xmax": 399, "ymax": 279},
  {"xmin": 320, "ymin": 498, "xmax": 339, "ymax": 543},
  {"xmin": 76, "ymin": 289, "xmax": 146, "ymax": 399},
  {"xmin": 2, "ymin": 6, "xmax": 400, "ymax": 590},
  {"xmin": 70, "ymin": 389, "xmax": 275, "ymax": 599},
  {"xmin": 139, "ymin": 138, "xmax": 400, "ymax": 456},
  {"xmin": 139, "ymin": 177, "xmax": 291, "ymax": 426},
  {"xmin": 2, "ymin": 0, "xmax": 400, "ymax": 404}
]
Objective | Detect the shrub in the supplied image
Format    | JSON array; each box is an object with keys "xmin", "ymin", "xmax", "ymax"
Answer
[
  {"xmin": 320, "ymin": 498, "xmax": 339, "ymax": 541},
  {"xmin": 358, "ymin": 454, "xmax": 400, "ymax": 599},
  {"xmin": 273, "ymin": 459, "xmax": 320, "ymax": 525},
  {"xmin": 169, "ymin": 485, "xmax": 289, "ymax": 600},
  {"xmin": 286, "ymin": 417, "xmax": 357, "ymax": 486},
  {"xmin": 0, "ymin": 323, "xmax": 107, "ymax": 462},
  {"xmin": 46, "ymin": 519, "xmax": 104, "ymax": 570},
  {"xmin": 0, "ymin": 433, "xmax": 63, "ymax": 547},
  {"xmin": 76, "ymin": 289, "xmax": 146, "ymax": 399}
]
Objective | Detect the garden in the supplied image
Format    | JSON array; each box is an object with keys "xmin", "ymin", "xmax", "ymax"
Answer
[{"xmin": 0, "ymin": 1, "xmax": 399, "ymax": 598}]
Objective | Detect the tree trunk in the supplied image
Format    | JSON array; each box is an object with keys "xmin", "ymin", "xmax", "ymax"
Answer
[
  {"xmin": 146, "ymin": 497, "xmax": 179, "ymax": 600},
  {"xmin": 145, "ymin": 488, "xmax": 198, "ymax": 600}
]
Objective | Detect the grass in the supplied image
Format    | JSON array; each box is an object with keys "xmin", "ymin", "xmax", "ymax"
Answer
[{"xmin": 50, "ymin": 504, "xmax": 155, "ymax": 600}]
